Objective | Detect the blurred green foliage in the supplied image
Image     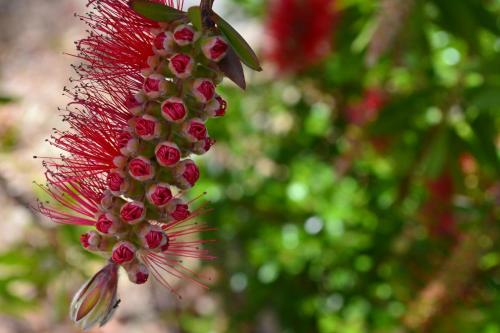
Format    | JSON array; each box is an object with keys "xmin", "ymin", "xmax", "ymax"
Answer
[{"xmin": 0, "ymin": 0, "xmax": 499, "ymax": 332}]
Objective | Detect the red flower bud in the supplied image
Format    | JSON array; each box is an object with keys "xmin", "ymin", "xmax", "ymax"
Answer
[
  {"xmin": 174, "ymin": 159, "xmax": 200, "ymax": 189},
  {"xmin": 183, "ymin": 118, "xmax": 207, "ymax": 142},
  {"xmin": 161, "ymin": 97, "xmax": 187, "ymax": 123},
  {"xmin": 202, "ymin": 36, "xmax": 229, "ymax": 62},
  {"xmin": 166, "ymin": 199, "xmax": 191, "ymax": 221},
  {"xmin": 134, "ymin": 115, "xmax": 161, "ymax": 140},
  {"xmin": 173, "ymin": 24, "xmax": 199, "ymax": 46},
  {"xmin": 143, "ymin": 74, "xmax": 167, "ymax": 99},
  {"xmin": 126, "ymin": 262, "xmax": 149, "ymax": 284},
  {"xmin": 111, "ymin": 241, "xmax": 136, "ymax": 264},
  {"xmin": 120, "ymin": 201, "xmax": 145, "ymax": 224},
  {"xmin": 125, "ymin": 92, "xmax": 146, "ymax": 115},
  {"xmin": 96, "ymin": 213, "xmax": 121, "ymax": 235},
  {"xmin": 146, "ymin": 183, "xmax": 173, "ymax": 207},
  {"xmin": 192, "ymin": 78, "xmax": 215, "ymax": 103},
  {"xmin": 107, "ymin": 170, "xmax": 129, "ymax": 195},
  {"xmin": 155, "ymin": 141, "xmax": 181, "ymax": 166},
  {"xmin": 138, "ymin": 224, "xmax": 168, "ymax": 251},
  {"xmin": 80, "ymin": 231, "xmax": 101, "ymax": 251},
  {"xmin": 168, "ymin": 53, "xmax": 194, "ymax": 79},
  {"xmin": 153, "ymin": 31, "xmax": 174, "ymax": 56},
  {"xmin": 100, "ymin": 190, "xmax": 115, "ymax": 211},
  {"xmin": 205, "ymin": 95, "xmax": 227, "ymax": 117},
  {"xmin": 193, "ymin": 137, "xmax": 215, "ymax": 155},
  {"xmin": 128, "ymin": 156, "xmax": 155, "ymax": 181}
]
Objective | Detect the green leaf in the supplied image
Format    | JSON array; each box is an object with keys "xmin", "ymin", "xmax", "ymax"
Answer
[
  {"xmin": 211, "ymin": 13, "xmax": 262, "ymax": 71},
  {"xmin": 421, "ymin": 128, "xmax": 449, "ymax": 179},
  {"xmin": 130, "ymin": 0, "xmax": 186, "ymax": 22},
  {"xmin": 187, "ymin": 6, "xmax": 202, "ymax": 31}
]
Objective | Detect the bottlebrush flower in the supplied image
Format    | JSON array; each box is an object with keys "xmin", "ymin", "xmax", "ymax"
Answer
[
  {"xmin": 265, "ymin": 0, "xmax": 339, "ymax": 73},
  {"xmin": 37, "ymin": 0, "xmax": 260, "ymax": 329},
  {"xmin": 70, "ymin": 262, "xmax": 119, "ymax": 330}
]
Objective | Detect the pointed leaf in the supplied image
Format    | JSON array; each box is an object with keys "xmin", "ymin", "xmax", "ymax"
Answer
[
  {"xmin": 130, "ymin": 1, "xmax": 186, "ymax": 22},
  {"xmin": 187, "ymin": 6, "xmax": 202, "ymax": 31},
  {"xmin": 218, "ymin": 47, "xmax": 246, "ymax": 89},
  {"xmin": 211, "ymin": 13, "xmax": 262, "ymax": 71}
]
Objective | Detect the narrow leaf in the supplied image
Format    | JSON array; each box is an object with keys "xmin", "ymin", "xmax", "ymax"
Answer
[
  {"xmin": 187, "ymin": 6, "xmax": 202, "ymax": 31},
  {"xmin": 130, "ymin": 1, "xmax": 186, "ymax": 22},
  {"xmin": 211, "ymin": 13, "xmax": 262, "ymax": 71},
  {"xmin": 217, "ymin": 47, "xmax": 246, "ymax": 89}
]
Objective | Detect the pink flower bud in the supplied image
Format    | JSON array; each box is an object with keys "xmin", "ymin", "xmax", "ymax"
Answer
[
  {"xmin": 111, "ymin": 241, "xmax": 136, "ymax": 264},
  {"xmin": 173, "ymin": 24, "xmax": 199, "ymax": 46},
  {"xmin": 134, "ymin": 115, "xmax": 161, "ymax": 140},
  {"xmin": 192, "ymin": 137, "xmax": 215, "ymax": 155},
  {"xmin": 146, "ymin": 183, "xmax": 173, "ymax": 207},
  {"xmin": 100, "ymin": 190, "xmax": 115, "ymax": 211},
  {"xmin": 125, "ymin": 92, "xmax": 146, "ymax": 115},
  {"xmin": 138, "ymin": 224, "xmax": 168, "ymax": 251},
  {"xmin": 192, "ymin": 78, "xmax": 215, "ymax": 103},
  {"xmin": 205, "ymin": 95, "xmax": 227, "ymax": 117},
  {"xmin": 96, "ymin": 213, "xmax": 121, "ymax": 235},
  {"xmin": 201, "ymin": 36, "xmax": 229, "ymax": 62},
  {"xmin": 143, "ymin": 74, "xmax": 167, "ymax": 99},
  {"xmin": 70, "ymin": 263, "xmax": 119, "ymax": 330},
  {"xmin": 119, "ymin": 137, "xmax": 139, "ymax": 156},
  {"xmin": 155, "ymin": 141, "xmax": 181, "ymax": 167},
  {"xmin": 126, "ymin": 262, "xmax": 149, "ymax": 284},
  {"xmin": 153, "ymin": 31, "xmax": 174, "ymax": 56},
  {"xmin": 128, "ymin": 156, "xmax": 155, "ymax": 181},
  {"xmin": 168, "ymin": 53, "xmax": 194, "ymax": 79},
  {"xmin": 112, "ymin": 155, "xmax": 127, "ymax": 169},
  {"xmin": 161, "ymin": 97, "xmax": 187, "ymax": 123},
  {"xmin": 140, "ymin": 55, "xmax": 160, "ymax": 76},
  {"xmin": 107, "ymin": 170, "xmax": 129, "ymax": 195},
  {"xmin": 80, "ymin": 231, "xmax": 101, "ymax": 251},
  {"xmin": 182, "ymin": 118, "xmax": 207, "ymax": 142},
  {"xmin": 174, "ymin": 159, "xmax": 200, "ymax": 189},
  {"xmin": 166, "ymin": 199, "xmax": 190, "ymax": 221},
  {"xmin": 120, "ymin": 201, "xmax": 145, "ymax": 224}
]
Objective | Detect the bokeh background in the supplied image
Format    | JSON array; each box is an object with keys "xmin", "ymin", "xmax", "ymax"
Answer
[{"xmin": 0, "ymin": 0, "xmax": 499, "ymax": 332}]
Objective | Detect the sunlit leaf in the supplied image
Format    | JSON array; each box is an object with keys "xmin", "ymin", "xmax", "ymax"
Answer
[{"xmin": 130, "ymin": 0, "xmax": 186, "ymax": 22}]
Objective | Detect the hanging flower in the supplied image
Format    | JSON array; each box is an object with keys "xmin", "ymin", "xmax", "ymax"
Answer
[
  {"xmin": 36, "ymin": 0, "xmax": 260, "ymax": 329},
  {"xmin": 265, "ymin": 0, "xmax": 339, "ymax": 73}
]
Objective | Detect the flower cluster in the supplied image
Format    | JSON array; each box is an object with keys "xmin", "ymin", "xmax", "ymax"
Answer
[{"xmin": 36, "ymin": 0, "xmax": 241, "ymax": 328}]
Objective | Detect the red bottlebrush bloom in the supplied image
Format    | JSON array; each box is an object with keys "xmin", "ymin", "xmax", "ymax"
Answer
[
  {"xmin": 344, "ymin": 88, "xmax": 387, "ymax": 126},
  {"xmin": 265, "ymin": 0, "xmax": 339, "ymax": 73},
  {"xmin": 36, "ymin": 0, "xmax": 260, "ymax": 328}
]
